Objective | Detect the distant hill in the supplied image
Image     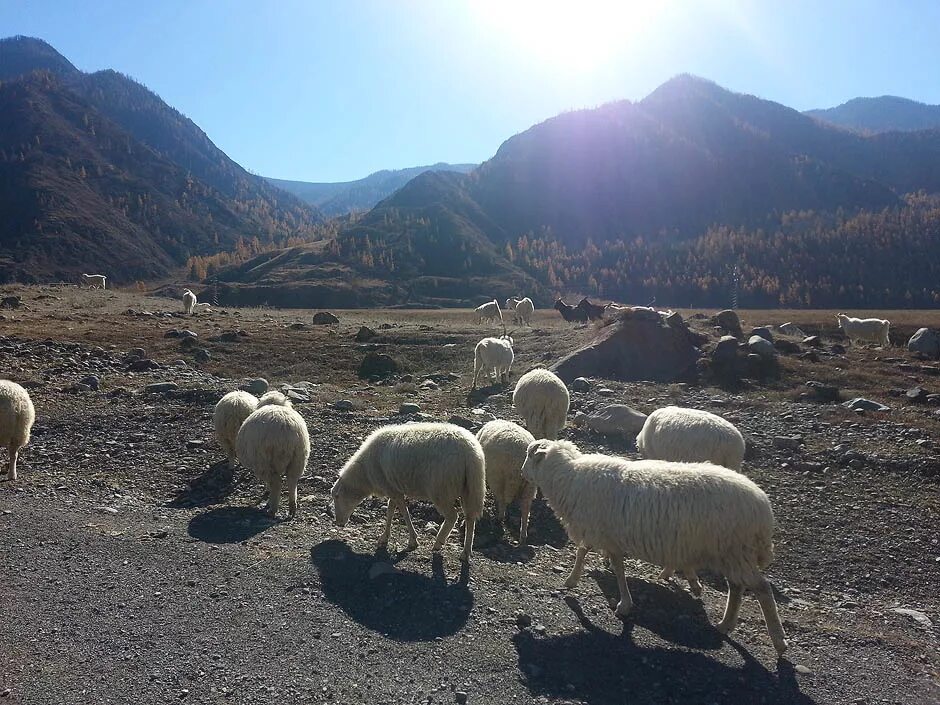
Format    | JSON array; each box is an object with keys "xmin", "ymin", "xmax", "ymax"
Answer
[
  {"xmin": 222, "ymin": 75, "xmax": 940, "ymax": 308},
  {"xmin": 266, "ymin": 162, "xmax": 477, "ymax": 216},
  {"xmin": 805, "ymin": 96, "xmax": 940, "ymax": 133},
  {"xmin": 0, "ymin": 36, "xmax": 323, "ymax": 283}
]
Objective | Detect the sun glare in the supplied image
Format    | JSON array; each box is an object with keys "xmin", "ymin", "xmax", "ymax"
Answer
[{"xmin": 473, "ymin": 0, "xmax": 660, "ymax": 71}]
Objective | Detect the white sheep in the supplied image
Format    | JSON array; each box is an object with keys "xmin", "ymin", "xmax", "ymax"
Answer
[
  {"xmin": 476, "ymin": 420, "xmax": 536, "ymax": 544},
  {"xmin": 235, "ymin": 405, "xmax": 310, "ymax": 517},
  {"xmin": 513, "ymin": 368, "xmax": 570, "ymax": 440},
  {"xmin": 331, "ymin": 422, "xmax": 486, "ymax": 561},
  {"xmin": 81, "ymin": 273, "xmax": 107, "ymax": 289},
  {"xmin": 0, "ymin": 381, "xmax": 35, "ymax": 481},
  {"xmin": 522, "ymin": 440, "xmax": 788, "ymax": 655},
  {"xmin": 837, "ymin": 314, "xmax": 890, "ymax": 346},
  {"xmin": 474, "ymin": 299, "xmax": 503, "ymax": 326},
  {"xmin": 472, "ymin": 336, "xmax": 514, "ymax": 389},
  {"xmin": 636, "ymin": 406, "xmax": 745, "ymax": 471},
  {"xmin": 258, "ymin": 390, "xmax": 291, "ymax": 408},
  {"xmin": 182, "ymin": 289, "xmax": 197, "ymax": 315},
  {"xmin": 213, "ymin": 390, "xmax": 259, "ymax": 468},
  {"xmin": 506, "ymin": 296, "xmax": 535, "ymax": 326}
]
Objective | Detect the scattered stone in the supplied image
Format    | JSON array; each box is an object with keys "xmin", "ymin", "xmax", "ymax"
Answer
[
  {"xmin": 597, "ymin": 387, "xmax": 616, "ymax": 396},
  {"xmin": 905, "ymin": 386, "xmax": 931, "ymax": 404},
  {"xmin": 571, "ymin": 377, "xmax": 591, "ymax": 393},
  {"xmin": 286, "ymin": 390, "xmax": 310, "ymax": 403},
  {"xmin": 398, "ymin": 402, "xmax": 421, "ymax": 415},
  {"xmin": 164, "ymin": 329, "xmax": 181, "ymax": 338},
  {"xmin": 713, "ymin": 309, "xmax": 742, "ymax": 335},
  {"xmin": 794, "ymin": 665, "xmax": 813, "ymax": 675},
  {"xmin": 242, "ymin": 378, "xmax": 269, "ymax": 395},
  {"xmin": 803, "ymin": 336, "xmax": 822, "ymax": 348},
  {"xmin": 312, "ymin": 311, "xmax": 339, "ymax": 325},
  {"xmin": 842, "ymin": 398, "xmax": 890, "ymax": 412},
  {"xmin": 179, "ymin": 337, "xmax": 199, "ymax": 350},
  {"xmin": 750, "ymin": 326, "xmax": 774, "ymax": 342},
  {"xmin": 455, "ymin": 691, "xmax": 468, "ymax": 705},
  {"xmin": 126, "ymin": 347, "xmax": 147, "ymax": 360},
  {"xmin": 80, "ymin": 375, "xmax": 100, "ymax": 391},
  {"xmin": 712, "ymin": 335, "xmax": 740, "ymax": 365},
  {"xmin": 145, "ymin": 382, "xmax": 179, "ymax": 394},
  {"xmin": 572, "ymin": 405, "xmax": 647, "ymax": 436},
  {"xmin": 805, "ymin": 381, "xmax": 839, "ymax": 403},
  {"xmin": 515, "ymin": 612, "xmax": 532, "ymax": 629},
  {"xmin": 333, "ymin": 400, "xmax": 354, "ymax": 411},
  {"xmin": 179, "ymin": 330, "xmax": 197, "ymax": 339},
  {"xmin": 907, "ymin": 328, "xmax": 940, "ymax": 359},
  {"xmin": 748, "ymin": 335, "xmax": 776, "ymax": 359},
  {"xmin": 777, "ymin": 322, "xmax": 807, "ymax": 337},
  {"xmin": 774, "ymin": 338, "xmax": 801, "ymax": 354},
  {"xmin": 800, "ymin": 351, "xmax": 820, "ymax": 362},
  {"xmin": 890, "ymin": 608, "xmax": 934, "ymax": 630},
  {"xmin": 448, "ymin": 415, "xmax": 475, "ymax": 430},
  {"xmin": 194, "ymin": 349, "xmax": 211, "ymax": 363},
  {"xmin": 773, "ymin": 436, "xmax": 802, "ymax": 450},
  {"xmin": 220, "ymin": 331, "xmax": 241, "ymax": 342},
  {"xmin": 355, "ymin": 326, "xmax": 377, "ymax": 342},
  {"xmin": 358, "ymin": 352, "xmax": 400, "ymax": 379},
  {"xmin": 0, "ymin": 295, "xmax": 22, "ymax": 309},
  {"xmin": 830, "ymin": 343, "xmax": 846, "ymax": 354},
  {"xmin": 289, "ymin": 322, "xmax": 307, "ymax": 330},
  {"xmin": 126, "ymin": 359, "xmax": 160, "ymax": 372}
]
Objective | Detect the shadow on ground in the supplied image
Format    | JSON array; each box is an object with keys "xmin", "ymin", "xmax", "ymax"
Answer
[
  {"xmin": 310, "ymin": 539, "xmax": 473, "ymax": 642},
  {"xmin": 187, "ymin": 505, "xmax": 277, "ymax": 543},
  {"xmin": 514, "ymin": 595, "xmax": 815, "ymax": 705},
  {"xmin": 167, "ymin": 460, "xmax": 240, "ymax": 509}
]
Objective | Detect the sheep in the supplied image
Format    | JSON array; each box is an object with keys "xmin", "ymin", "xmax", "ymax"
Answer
[
  {"xmin": 576, "ymin": 297, "xmax": 606, "ymax": 321},
  {"xmin": 521, "ymin": 440, "xmax": 788, "ymax": 656},
  {"xmin": 476, "ymin": 420, "xmax": 536, "ymax": 544},
  {"xmin": 837, "ymin": 313, "xmax": 890, "ymax": 346},
  {"xmin": 636, "ymin": 406, "xmax": 746, "ymax": 472},
  {"xmin": 506, "ymin": 296, "xmax": 535, "ymax": 326},
  {"xmin": 513, "ymin": 368, "xmax": 570, "ymax": 440},
  {"xmin": 331, "ymin": 422, "xmax": 485, "ymax": 561},
  {"xmin": 258, "ymin": 390, "xmax": 292, "ymax": 408},
  {"xmin": 554, "ymin": 297, "xmax": 587, "ymax": 323},
  {"xmin": 0, "ymin": 381, "xmax": 35, "ymax": 481},
  {"xmin": 182, "ymin": 289, "xmax": 197, "ymax": 315},
  {"xmin": 213, "ymin": 391, "xmax": 259, "ymax": 468},
  {"xmin": 472, "ymin": 336, "xmax": 514, "ymax": 389},
  {"xmin": 235, "ymin": 404, "xmax": 310, "ymax": 517},
  {"xmin": 475, "ymin": 299, "xmax": 504, "ymax": 327},
  {"xmin": 81, "ymin": 273, "xmax": 107, "ymax": 289}
]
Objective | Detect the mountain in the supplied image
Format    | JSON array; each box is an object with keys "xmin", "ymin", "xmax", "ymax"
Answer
[
  {"xmin": 0, "ymin": 36, "xmax": 322, "ymax": 283},
  {"xmin": 221, "ymin": 75, "xmax": 940, "ymax": 308},
  {"xmin": 266, "ymin": 162, "xmax": 477, "ymax": 216},
  {"xmin": 806, "ymin": 96, "xmax": 940, "ymax": 133}
]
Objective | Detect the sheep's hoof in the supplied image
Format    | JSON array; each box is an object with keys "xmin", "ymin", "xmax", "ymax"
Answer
[
  {"xmin": 688, "ymin": 581, "xmax": 703, "ymax": 597},
  {"xmin": 406, "ymin": 539, "xmax": 419, "ymax": 551},
  {"xmin": 715, "ymin": 620, "xmax": 734, "ymax": 635},
  {"xmin": 563, "ymin": 577, "xmax": 580, "ymax": 590},
  {"xmin": 774, "ymin": 638, "xmax": 789, "ymax": 656},
  {"xmin": 614, "ymin": 601, "xmax": 633, "ymax": 618}
]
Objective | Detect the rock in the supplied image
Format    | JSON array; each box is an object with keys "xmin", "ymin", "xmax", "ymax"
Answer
[
  {"xmin": 794, "ymin": 665, "xmax": 813, "ymax": 675},
  {"xmin": 800, "ymin": 351, "xmax": 819, "ymax": 362},
  {"xmin": 891, "ymin": 608, "xmax": 934, "ymax": 630},
  {"xmin": 805, "ymin": 381, "xmax": 839, "ymax": 403},
  {"xmin": 551, "ymin": 310, "xmax": 700, "ymax": 383},
  {"xmin": 906, "ymin": 386, "xmax": 931, "ymax": 404},
  {"xmin": 358, "ymin": 352, "xmax": 400, "ymax": 379},
  {"xmin": 712, "ymin": 336, "xmax": 740, "ymax": 364},
  {"xmin": 778, "ymin": 322, "xmax": 807, "ymax": 337},
  {"xmin": 179, "ymin": 330, "xmax": 197, "ymax": 339},
  {"xmin": 470, "ymin": 408, "xmax": 497, "ymax": 422},
  {"xmin": 571, "ymin": 377, "xmax": 591, "ymax": 393},
  {"xmin": 333, "ymin": 400, "xmax": 354, "ymax": 411},
  {"xmin": 842, "ymin": 398, "xmax": 890, "ymax": 412},
  {"xmin": 179, "ymin": 337, "xmax": 199, "ymax": 350},
  {"xmin": 126, "ymin": 347, "xmax": 147, "ymax": 360},
  {"xmin": 355, "ymin": 326, "xmax": 377, "ymax": 342},
  {"xmin": 830, "ymin": 343, "xmax": 846, "ymax": 354},
  {"xmin": 398, "ymin": 402, "xmax": 421, "ymax": 415},
  {"xmin": 126, "ymin": 358, "xmax": 160, "ymax": 372},
  {"xmin": 748, "ymin": 335, "xmax": 776, "ymax": 359},
  {"xmin": 286, "ymin": 390, "xmax": 310, "ymax": 403},
  {"xmin": 242, "ymin": 378, "xmax": 269, "ymax": 395},
  {"xmin": 289, "ymin": 322, "xmax": 307, "ymax": 330},
  {"xmin": 419, "ymin": 380, "xmax": 440, "ymax": 390},
  {"xmin": 774, "ymin": 338, "xmax": 801, "ymax": 354},
  {"xmin": 455, "ymin": 691, "xmax": 468, "ymax": 704},
  {"xmin": 515, "ymin": 612, "xmax": 533, "ymax": 629},
  {"xmin": 80, "ymin": 375, "xmax": 100, "ymax": 391},
  {"xmin": 773, "ymin": 436, "xmax": 802, "ymax": 450},
  {"xmin": 145, "ymin": 382, "xmax": 178, "ymax": 394},
  {"xmin": 164, "ymin": 329, "xmax": 181, "ymax": 338},
  {"xmin": 448, "ymin": 415, "xmax": 475, "ymax": 430},
  {"xmin": 220, "ymin": 331, "xmax": 241, "ymax": 342},
  {"xmin": 597, "ymin": 388, "xmax": 616, "ymax": 396},
  {"xmin": 803, "ymin": 335, "xmax": 822, "ymax": 348},
  {"xmin": 908, "ymin": 328, "xmax": 940, "ymax": 359},
  {"xmin": 312, "ymin": 311, "xmax": 339, "ymax": 325},
  {"xmin": 379, "ymin": 323, "xmax": 393, "ymax": 329},
  {"xmin": 750, "ymin": 326, "xmax": 774, "ymax": 342},
  {"xmin": 194, "ymin": 348, "xmax": 211, "ymax": 363},
  {"xmin": 0, "ymin": 295, "xmax": 22, "ymax": 309},
  {"xmin": 572, "ymin": 405, "xmax": 647, "ymax": 436},
  {"xmin": 713, "ymin": 309, "xmax": 742, "ymax": 335}
]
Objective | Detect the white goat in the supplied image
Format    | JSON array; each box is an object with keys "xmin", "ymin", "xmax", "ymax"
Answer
[
  {"xmin": 182, "ymin": 289, "xmax": 197, "ymax": 315},
  {"xmin": 506, "ymin": 297, "xmax": 535, "ymax": 326},
  {"xmin": 476, "ymin": 420, "xmax": 536, "ymax": 544},
  {"xmin": 213, "ymin": 391, "xmax": 259, "ymax": 469},
  {"xmin": 513, "ymin": 368, "xmax": 570, "ymax": 440},
  {"xmin": 475, "ymin": 299, "xmax": 503, "ymax": 326},
  {"xmin": 472, "ymin": 336, "xmax": 514, "ymax": 389},
  {"xmin": 522, "ymin": 440, "xmax": 788, "ymax": 655},
  {"xmin": 0, "ymin": 381, "xmax": 35, "ymax": 481},
  {"xmin": 81, "ymin": 273, "xmax": 107, "ymax": 289},
  {"xmin": 331, "ymin": 423, "xmax": 486, "ymax": 561},
  {"xmin": 837, "ymin": 314, "xmax": 890, "ymax": 346},
  {"xmin": 636, "ymin": 406, "xmax": 745, "ymax": 471},
  {"xmin": 235, "ymin": 405, "xmax": 310, "ymax": 517}
]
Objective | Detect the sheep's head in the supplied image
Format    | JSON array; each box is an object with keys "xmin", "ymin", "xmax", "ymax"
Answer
[
  {"xmin": 836, "ymin": 313, "xmax": 846, "ymax": 328},
  {"xmin": 521, "ymin": 440, "xmax": 552, "ymax": 482},
  {"xmin": 553, "ymin": 298, "xmax": 565, "ymax": 311},
  {"xmin": 330, "ymin": 473, "xmax": 368, "ymax": 527}
]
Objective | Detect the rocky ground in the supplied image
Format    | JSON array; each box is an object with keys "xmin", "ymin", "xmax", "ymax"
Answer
[{"xmin": 0, "ymin": 285, "xmax": 938, "ymax": 705}]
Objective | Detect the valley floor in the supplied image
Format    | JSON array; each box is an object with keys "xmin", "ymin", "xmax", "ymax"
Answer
[{"xmin": 0, "ymin": 286, "xmax": 938, "ymax": 705}]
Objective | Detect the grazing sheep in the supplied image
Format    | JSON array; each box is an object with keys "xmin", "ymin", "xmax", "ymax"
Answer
[
  {"xmin": 258, "ymin": 390, "xmax": 291, "ymax": 408},
  {"xmin": 0, "ymin": 381, "xmax": 35, "ymax": 481},
  {"xmin": 554, "ymin": 297, "xmax": 587, "ymax": 323},
  {"xmin": 81, "ymin": 273, "xmax": 107, "ymax": 289},
  {"xmin": 476, "ymin": 420, "xmax": 536, "ymax": 544},
  {"xmin": 513, "ymin": 368, "xmax": 570, "ymax": 440},
  {"xmin": 837, "ymin": 314, "xmax": 890, "ymax": 346},
  {"xmin": 636, "ymin": 406, "xmax": 746, "ymax": 471},
  {"xmin": 522, "ymin": 440, "xmax": 788, "ymax": 656},
  {"xmin": 475, "ymin": 299, "xmax": 504, "ymax": 327},
  {"xmin": 213, "ymin": 391, "xmax": 259, "ymax": 468},
  {"xmin": 182, "ymin": 289, "xmax": 197, "ymax": 315},
  {"xmin": 576, "ymin": 297, "xmax": 606, "ymax": 321},
  {"xmin": 506, "ymin": 297, "xmax": 535, "ymax": 326},
  {"xmin": 331, "ymin": 423, "xmax": 485, "ymax": 561},
  {"xmin": 236, "ymin": 405, "xmax": 310, "ymax": 517},
  {"xmin": 472, "ymin": 336, "xmax": 514, "ymax": 389}
]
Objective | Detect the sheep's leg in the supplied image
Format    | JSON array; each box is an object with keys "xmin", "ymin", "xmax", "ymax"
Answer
[
  {"xmin": 377, "ymin": 499, "xmax": 396, "ymax": 548},
  {"xmin": 431, "ymin": 511, "xmax": 458, "ymax": 553},
  {"xmin": 264, "ymin": 473, "xmax": 282, "ymax": 516},
  {"xmin": 750, "ymin": 576, "xmax": 788, "ymax": 656},
  {"xmin": 658, "ymin": 565, "xmax": 676, "ymax": 581},
  {"xmin": 716, "ymin": 580, "xmax": 744, "ymax": 635},
  {"xmin": 7, "ymin": 446, "xmax": 18, "ymax": 481},
  {"xmin": 286, "ymin": 479, "xmax": 299, "ymax": 519},
  {"xmin": 471, "ymin": 360, "xmax": 481, "ymax": 389},
  {"xmin": 398, "ymin": 499, "xmax": 419, "ymax": 551},
  {"xmin": 494, "ymin": 499, "xmax": 506, "ymax": 527},
  {"xmin": 685, "ymin": 569, "xmax": 703, "ymax": 597},
  {"xmin": 564, "ymin": 544, "xmax": 589, "ymax": 589},
  {"xmin": 609, "ymin": 553, "xmax": 633, "ymax": 617},
  {"xmin": 461, "ymin": 515, "xmax": 476, "ymax": 562},
  {"xmin": 518, "ymin": 491, "xmax": 533, "ymax": 545}
]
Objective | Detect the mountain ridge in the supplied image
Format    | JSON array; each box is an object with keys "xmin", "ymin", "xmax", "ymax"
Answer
[{"xmin": 805, "ymin": 95, "xmax": 940, "ymax": 133}]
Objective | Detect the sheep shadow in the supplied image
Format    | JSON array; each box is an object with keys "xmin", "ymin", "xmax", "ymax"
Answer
[
  {"xmin": 465, "ymin": 383, "xmax": 508, "ymax": 404},
  {"xmin": 522, "ymin": 497, "xmax": 569, "ymax": 549},
  {"xmin": 310, "ymin": 539, "xmax": 473, "ymax": 642},
  {"xmin": 187, "ymin": 506, "xmax": 278, "ymax": 544},
  {"xmin": 514, "ymin": 597, "xmax": 815, "ymax": 705},
  {"xmin": 167, "ymin": 460, "xmax": 240, "ymax": 509}
]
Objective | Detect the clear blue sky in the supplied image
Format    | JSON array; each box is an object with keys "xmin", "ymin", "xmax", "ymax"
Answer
[{"xmin": 4, "ymin": 0, "xmax": 940, "ymax": 181}]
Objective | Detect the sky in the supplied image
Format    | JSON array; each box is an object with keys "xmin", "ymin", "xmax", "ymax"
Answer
[{"xmin": 3, "ymin": 0, "xmax": 940, "ymax": 182}]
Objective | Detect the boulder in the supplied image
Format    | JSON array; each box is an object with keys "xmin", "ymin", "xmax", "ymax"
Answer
[
  {"xmin": 805, "ymin": 381, "xmax": 839, "ymax": 402},
  {"xmin": 748, "ymin": 335, "xmax": 776, "ymax": 359},
  {"xmin": 358, "ymin": 352, "xmax": 400, "ymax": 379},
  {"xmin": 842, "ymin": 398, "xmax": 890, "ymax": 412},
  {"xmin": 905, "ymin": 386, "xmax": 931, "ymax": 404},
  {"xmin": 750, "ymin": 326, "xmax": 774, "ymax": 342},
  {"xmin": 774, "ymin": 338, "xmax": 801, "ymax": 354},
  {"xmin": 355, "ymin": 326, "xmax": 377, "ymax": 342},
  {"xmin": 312, "ymin": 311, "xmax": 339, "ymax": 325},
  {"xmin": 0, "ymin": 295, "xmax": 22, "ymax": 309},
  {"xmin": 777, "ymin": 322, "xmax": 807, "ymax": 338},
  {"xmin": 907, "ymin": 328, "xmax": 940, "ymax": 359},
  {"xmin": 803, "ymin": 336, "xmax": 822, "ymax": 348},
  {"xmin": 550, "ymin": 308, "xmax": 700, "ymax": 383},
  {"xmin": 242, "ymin": 378, "xmax": 269, "ymax": 395},
  {"xmin": 712, "ymin": 335, "xmax": 740, "ymax": 364},
  {"xmin": 713, "ymin": 309, "xmax": 742, "ymax": 335},
  {"xmin": 570, "ymin": 377, "xmax": 592, "ymax": 393},
  {"xmin": 572, "ymin": 404, "xmax": 647, "ymax": 436}
]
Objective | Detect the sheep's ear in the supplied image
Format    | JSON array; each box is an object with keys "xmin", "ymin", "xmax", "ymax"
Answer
[{"xmin": 526, "ymin": 440, "xmax": 549, "ymax": 463}]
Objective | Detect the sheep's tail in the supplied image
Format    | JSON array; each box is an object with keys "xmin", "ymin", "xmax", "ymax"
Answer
[{"xmin": 462, "ymin": 452, "xmax": 486, "ymax": 520}]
